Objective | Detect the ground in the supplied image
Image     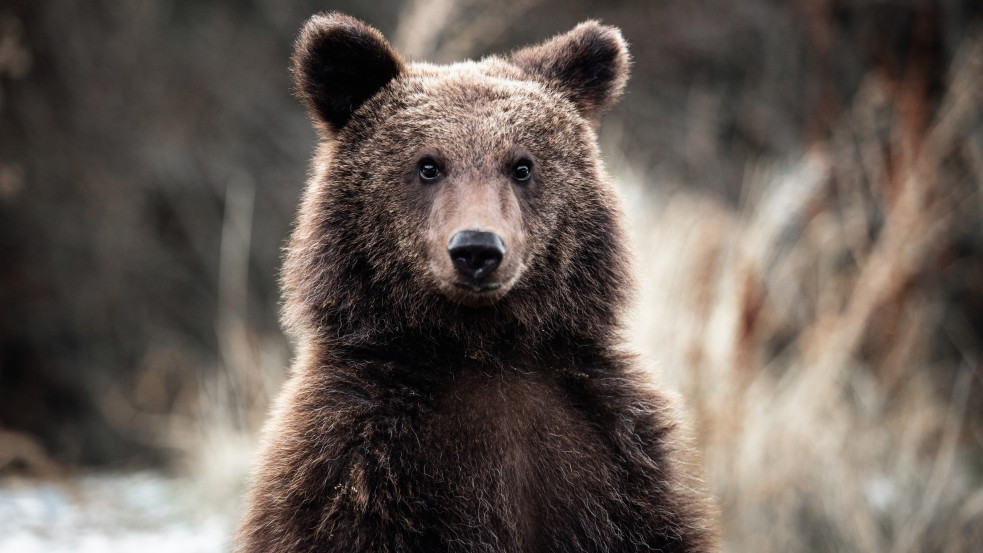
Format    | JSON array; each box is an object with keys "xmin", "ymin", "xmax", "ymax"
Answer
[{"xmin": 0, "ymin": 472, "xmax": 234, "ymax": 553}]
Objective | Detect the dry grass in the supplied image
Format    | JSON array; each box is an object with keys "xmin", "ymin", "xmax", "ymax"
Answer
[{"xmin": 621, "ymin": 33, "xmax": 983, "ymax": 553}]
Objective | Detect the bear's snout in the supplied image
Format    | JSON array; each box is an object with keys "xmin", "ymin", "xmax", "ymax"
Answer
[
  {"xmin": 426, "ymin": 176, "xmax": 524, "ymax": 305},
  {"xmin": 447, "ymin": 230, "xmax": 505, "ymax": 281}
]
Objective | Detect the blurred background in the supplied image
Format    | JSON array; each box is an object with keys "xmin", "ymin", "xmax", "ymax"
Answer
[{"xmin": 1, "ymin": 0, "xmax": 982, "ymax": 551}]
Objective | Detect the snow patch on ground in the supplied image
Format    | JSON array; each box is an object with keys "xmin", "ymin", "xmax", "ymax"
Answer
[{"xmin": 0, "ymin": 472, "xmax": 234, "ymax": 553}]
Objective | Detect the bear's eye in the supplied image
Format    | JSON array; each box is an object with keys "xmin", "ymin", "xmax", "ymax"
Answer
[
  {"xmin": 512, "ymin": 160, "xmax": 533, "ymax": 182},
  {"xmin": 418, "ymin": 158, "xmax": 442, "ymax": 182}
]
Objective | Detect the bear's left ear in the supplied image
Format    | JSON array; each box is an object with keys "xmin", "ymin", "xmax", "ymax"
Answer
[
  {"xmin": 510, "ymin": 21, "xmax": 630, "ymax": 121},
  {"xmin": 292, "ymin": 13, "xmax": 405, "ymax": 133}
]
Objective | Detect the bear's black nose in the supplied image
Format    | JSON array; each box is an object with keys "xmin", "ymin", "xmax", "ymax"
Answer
[{"xmin": 448, "ymin": 230, "xmax": 506, "ymax": 280}]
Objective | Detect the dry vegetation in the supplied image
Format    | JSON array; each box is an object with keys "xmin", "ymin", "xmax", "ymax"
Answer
[
  {"xmin": 621, "ymin": 30, "xmax": 983, "ymax": 551},
  {"xmin": 2, "ymin": 0, "xmax": 982, "ymax": 551}
]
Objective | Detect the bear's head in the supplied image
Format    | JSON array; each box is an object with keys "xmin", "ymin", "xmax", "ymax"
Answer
[{"xmin": 283, "ymin": 13, "xmax": 633, "ymax": 356}]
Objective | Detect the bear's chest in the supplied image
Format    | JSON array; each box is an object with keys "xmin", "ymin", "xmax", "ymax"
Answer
[{"xmin": 392, "ymin": 369, "xmax": 630, "ymax": 551}]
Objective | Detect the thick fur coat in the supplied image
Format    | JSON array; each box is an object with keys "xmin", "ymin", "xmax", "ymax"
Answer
[{"xmin": 236, "ymin": 13, "xmax": 717, "ymax": 553}]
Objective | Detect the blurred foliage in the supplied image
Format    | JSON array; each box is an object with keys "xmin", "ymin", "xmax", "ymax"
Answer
[{"xmin": 1, "ymin": 0, "xmax": 982, "ymax": 550}]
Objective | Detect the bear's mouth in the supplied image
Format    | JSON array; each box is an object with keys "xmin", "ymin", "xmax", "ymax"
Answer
[
  {"xmin": 453, "ymin": 281, "xmax": 503, "ymax": 293},
  {"xmin": 434, "ymin": 276, "xmax": 514, "ymax": 307}
]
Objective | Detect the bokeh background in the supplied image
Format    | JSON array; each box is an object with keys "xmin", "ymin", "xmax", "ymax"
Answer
[{"xmin": 2, "ymin": 0, "xmax": 982, "ymax": 551}]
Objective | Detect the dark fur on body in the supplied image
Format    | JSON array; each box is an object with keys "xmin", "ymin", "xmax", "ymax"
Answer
[{"xmin": 236, "ymin": 13, "xmax": 717, "ymax": 553}]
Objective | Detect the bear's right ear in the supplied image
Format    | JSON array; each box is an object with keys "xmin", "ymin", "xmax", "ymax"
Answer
[{"xmin": 292, "ymin": 13, "xmax": 405, "ymax": 133}]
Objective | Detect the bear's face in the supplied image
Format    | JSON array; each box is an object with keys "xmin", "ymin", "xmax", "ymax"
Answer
[
  {"xmin": 334, "ymin": 67, "xmax": 598, "ymax": 306},
  {"xmin": 285, "ymin": 14, "xmax": 631, "ymax": 345}
]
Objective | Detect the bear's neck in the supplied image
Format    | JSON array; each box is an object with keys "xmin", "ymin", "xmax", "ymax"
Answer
[
  {"xmin": 302, "ymin": 311, "xmax": 622, "ymax": 375},
  {"xmin": 292, "ymin": 269, "xmax": 627, "ymax": 370}
]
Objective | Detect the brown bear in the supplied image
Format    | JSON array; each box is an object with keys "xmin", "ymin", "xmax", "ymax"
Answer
[{"xmin": 235, "ymin": 12, "xmax": 717, "ymax": 553}]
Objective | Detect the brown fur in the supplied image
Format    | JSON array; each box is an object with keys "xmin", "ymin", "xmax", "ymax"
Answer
[{"xmin": 236, "ymin": 13, "xmax": 717, "ymax": 553}]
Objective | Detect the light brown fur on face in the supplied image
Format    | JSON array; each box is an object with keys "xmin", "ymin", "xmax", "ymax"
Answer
[
  {"xmin": 396, "ymin": 70, "xmax": 565, "ymax": 306},
  {"xmin": 236, "ymin": 13, "xmax": 718, "ymax": 553},
  {"xmin": 426, "ymin": 165, "xmax": 528, "ymax": 306}
]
